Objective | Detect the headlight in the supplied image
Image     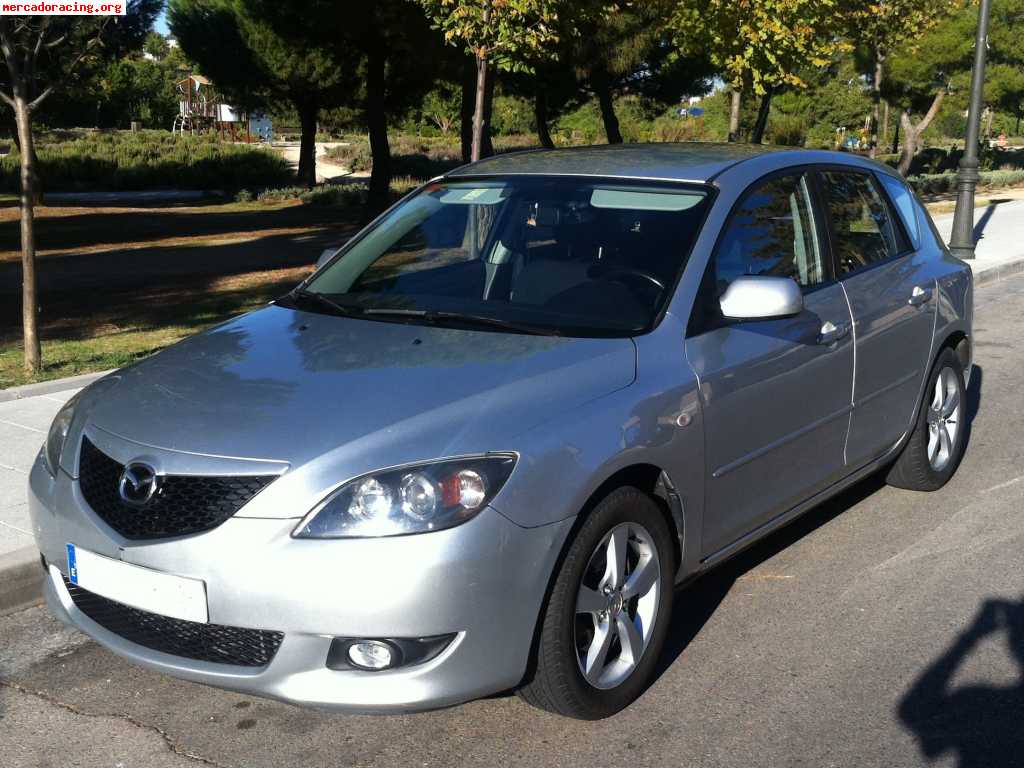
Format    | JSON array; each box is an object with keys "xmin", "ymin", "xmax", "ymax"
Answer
[
  {"xmin": 293, "ymin": 455, "xmax": 516, "ymax": 538},
  {"xmin": 44, "ymin": 394, "xmax": 80, "ymax": 477}
]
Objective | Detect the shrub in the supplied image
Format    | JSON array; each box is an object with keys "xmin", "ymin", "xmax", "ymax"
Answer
[
  {"xmin": 0, "ymin": 130, "xmax": 291, "ymax": 192},
  {"xmin": 907, "ymin": 168, "xmax": 1024, "ymax": 196},
  {"xmin": 804, "ymin": 123, "xmax": 838, "ymax": 150},
  {"xmin": 769, "ymin": 115, "xmax": 808, "ymax": 147},
  {"xmin": 553, "ymin": 101, "xmax": 606, "ymax": 144},
  {"xmin": 491, "ymin": 95, "xmax": 535, "ymax": 136},
  {"xmin": 255, "ymin": 184, "xmax": 365, "ymax": 207},
  {"xmin": 649, "ymin": 114, "xmax": 716, "ymax": 143},
  {"xmin": 325, "ymin": 141, "xmax": 372, "ymax": 172},
  {"xmin": 326, "ymin": 136, "xmax": 464, "ymax": 181}
]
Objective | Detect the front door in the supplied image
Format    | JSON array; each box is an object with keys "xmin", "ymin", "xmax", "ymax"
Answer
[
  {"xmin": 685, "ymin": 172, "xmax": 855, "ymax": 558},
  {"xmin": 818, "ymin": 170, "xmax": 936, "ymax": 467}
]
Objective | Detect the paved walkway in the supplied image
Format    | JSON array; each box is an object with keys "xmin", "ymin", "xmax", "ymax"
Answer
[
  {"xmin": 271, "ymin": 141, "xmax": 356, "ymax": 184},
  {"xmin": 0, "ymin": 387, "xmax": 80, "ymax": 556}
]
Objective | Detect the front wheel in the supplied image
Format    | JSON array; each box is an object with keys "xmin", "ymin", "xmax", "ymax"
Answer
[
  {"xmin": 886, "ymin": 347, "xmax": 968, "ymax": 491},
  {"xmin": 517, "ymin": 486, "xmax": 675, "ymax": 719}
]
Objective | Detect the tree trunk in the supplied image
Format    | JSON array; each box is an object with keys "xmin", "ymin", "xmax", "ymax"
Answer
[
  {"xmin": 869, "ymin": 53, "xmax": 884, "ymax": 158},
  {"xmin": 984, "ymin": 107, "xmax": 995, "ymax": 140},
  {"xmin": 750, "ymin": 88, "xmax": 773, "ymax": 144},
  {"xmin": 470, "ymin": 52, "xmax": 489, "ymax": 162},
  {"xmin": 481, "ymin": 66, "xmax": 495, "ymax": 158},
  {"xmin": 296, "ymin": 100, "xmax": 318, "ymax": 187},
  {"xmin": 881, "ymin": 99, "xmax": 890, "ymax": 146},
  {"xmin": 1016, "ymin": 108, "xmax": 1021, "ymax": 135},
  {"xmin": 897, "ymin": 92, "xmax": 946, "ymax": 176},
  {"xmin": 891, "ymin": 115, "xmax": 900, "ymax": 155},
  {"xmin": 365, "ymin": 45, "xmax": 391, "ymax": 218},
  {"xmin": 728, "ymin": 88, "xmax": 742, "ymax": 142},
  {"xmin": 534, "ymin": 87, "xmax": 554, "ymax": 149},
  {"xmin": 594, "ymin": 69, "xmax": 622, "ymax": 144},
  {"xmin": 9, "ymin": 112, "xmax": 42, "ymax": 203},
  {"xmin": 460, "ymin": 58, "xmax": 474, "ymax": 163},
  {"xmin": 14, "ymin": 96, "xmax": 40, "ymax": 374}
]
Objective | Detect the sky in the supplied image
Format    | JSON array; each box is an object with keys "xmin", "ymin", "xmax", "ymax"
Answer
[{"xmin": 155, "ymin": 10, "xmax": 169, "ymax": 36}]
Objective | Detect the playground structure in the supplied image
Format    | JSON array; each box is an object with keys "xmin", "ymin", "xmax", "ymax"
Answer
[{"xmin": 173, "ymin": 74, "xmax": 271, "ymax": 141}]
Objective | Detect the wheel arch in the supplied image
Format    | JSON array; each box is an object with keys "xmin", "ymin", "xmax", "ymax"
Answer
[
  {"xmin": 577, "ymin": 463, "xmax": 685, "ymax": 575},
  {"xmin": 940, "ymin": 329, "xmax": 971, "ymax": 375},
  {"xmin": 517, "ymin": 461, "xmax": 686, "ymax": 690}
]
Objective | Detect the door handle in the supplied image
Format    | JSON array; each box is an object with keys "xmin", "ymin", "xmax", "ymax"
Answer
[
  {"xmin": 818, "ymin": 320, "xmax": 850, "ymax": 345},
  {"xmin": 908, "ymin": 285, "xmax": 933, "ymax": 306}
]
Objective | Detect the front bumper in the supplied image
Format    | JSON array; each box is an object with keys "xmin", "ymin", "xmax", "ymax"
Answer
[{"xmin": 30, "ymin": 453, "xmax": 573, "ymax": 712}]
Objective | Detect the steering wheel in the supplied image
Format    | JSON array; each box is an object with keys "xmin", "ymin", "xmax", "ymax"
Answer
[{"xmin": 598, "ymin": 267, "xmax": 666, "ymax": 294}]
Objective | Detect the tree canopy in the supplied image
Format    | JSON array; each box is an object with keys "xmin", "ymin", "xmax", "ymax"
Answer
[{"xmin": 169, "ymin": 0, "xmax": 356, "ymax": 185}]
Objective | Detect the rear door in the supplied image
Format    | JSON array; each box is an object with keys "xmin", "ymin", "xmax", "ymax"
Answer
[
  {"xmin": 686, "ymin": 171, "xmax": 855, "ymax": 558},
  {"xmin": 818, "ymin": 169, "xmax": 936, "ymax": 467}
]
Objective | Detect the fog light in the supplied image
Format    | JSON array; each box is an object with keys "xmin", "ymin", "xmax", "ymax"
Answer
[
  {"xmin": 326, "ymin": 634, "xmax": 456, "ymax": 671},
  {"xmin": 347, "ymin": 640, "xmax": 394, "ymax": 670}
]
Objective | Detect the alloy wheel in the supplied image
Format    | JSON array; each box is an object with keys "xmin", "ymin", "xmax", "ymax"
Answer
[
  {"xmin": 927, "ymin": 366, "xmax": 961, "ymax": 472},
  {"xmin": 574, "ymin": 522, "xmax": 661, "ymax": 690}
]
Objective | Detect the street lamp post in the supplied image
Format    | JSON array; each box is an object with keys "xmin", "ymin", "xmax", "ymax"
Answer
[{"xmin": 949, "ymin": 0, "xmax": 993, "ymax": 260}]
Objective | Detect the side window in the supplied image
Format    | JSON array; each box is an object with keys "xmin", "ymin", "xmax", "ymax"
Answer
[
  {"xmin": 877, "ymin": 172, "xmax": 921, "ymax": 249},
  {"xmin": 821, "ymin": 171, "xmax": 900, "ymax": 275},
  {"xmin": 714, "ymin": 173, "xmax": 825, "ymax": 295}
]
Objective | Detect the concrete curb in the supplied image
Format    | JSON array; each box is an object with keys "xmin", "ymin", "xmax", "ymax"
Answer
[
  {"xmin": 973, "ymin": 257, "xmax": 1024, "ymax": 287},
  {"xmin": 0, "ymin": 369, "xmax": 114, "ymax": 403},
  {"xmin": 0, "ymin": 545, "xmax": 43, "ymax": 616}
]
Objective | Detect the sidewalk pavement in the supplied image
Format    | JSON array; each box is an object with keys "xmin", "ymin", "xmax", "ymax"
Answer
[
  {"xmin": 0, "ymin": 372, "xmax": 106, "ymax": 613},
  {"xmin": 933, "ymin": 199, "xmax": 1024, "ymax": 285},
  {"xmin": 0, "ymin": 200, "xmax": 1022, "ymax": 610}
]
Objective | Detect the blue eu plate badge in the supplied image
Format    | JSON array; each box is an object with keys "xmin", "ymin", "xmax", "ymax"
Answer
[{"xmin": 67, "ymin": 543, "xmax": 78, "ymax": 584}]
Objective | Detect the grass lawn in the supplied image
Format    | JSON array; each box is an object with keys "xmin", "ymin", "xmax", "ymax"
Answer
[
  {"xmin": 0, "ymin": 196, "xmax": 356, "ymax": 389},
  {"xmin": 0, "ymin": 266, "xmax": 310, "ymax": 388}
]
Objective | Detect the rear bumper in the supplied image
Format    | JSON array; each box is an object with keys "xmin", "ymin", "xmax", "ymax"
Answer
[{"xmin": 30, "ymin": 454, "xmax": 573, "ymax": 712}]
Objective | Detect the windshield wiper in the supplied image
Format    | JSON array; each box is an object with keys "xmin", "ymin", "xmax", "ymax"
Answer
[
  {"xmin": 361, "ymin": 308, "xmax": 562, "ymax": 336},
  {"xmin": 284, "ymin": 289, "xmax": 364, "ymax": 318}
]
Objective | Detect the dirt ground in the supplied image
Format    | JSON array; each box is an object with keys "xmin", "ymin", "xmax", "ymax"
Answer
[{"xmin": 0, "ymin": 198, "xmax": 357, "ymax": 342}]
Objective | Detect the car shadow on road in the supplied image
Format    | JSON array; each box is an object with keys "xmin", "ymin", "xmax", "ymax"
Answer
[
  {"xmin": 653, "ymin": 364, "xmax": 985, "ymax": 686},
  {"xmin": 898, "ymin": 596, "xmax": 1024, "ymax": 766},
  {"xmin": 653, "ymin": 471, "xmax": 888, "ymax": 683}
]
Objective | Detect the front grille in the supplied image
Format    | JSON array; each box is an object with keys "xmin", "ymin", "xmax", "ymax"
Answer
[
  {"xmin": 78, "ymin": 437, "xmax": 277, "ymax": 540},
  {"xmin": 64, "ymin": 576, "xmax": 284, "ymax": 667}
]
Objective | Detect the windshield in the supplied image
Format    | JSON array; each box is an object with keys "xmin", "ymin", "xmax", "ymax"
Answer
[{"xmin": 301, "ymin": 177, "xmax": 711, "ymax": 337}]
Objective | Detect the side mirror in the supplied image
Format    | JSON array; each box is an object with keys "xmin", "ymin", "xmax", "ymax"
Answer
[
  {"xmin": 719, "ymin": 275, "xmax": 803, "ymax": 320},
  {"xmin": 315, "ymin": 247, "xmax": 340, "ymax": 270}
]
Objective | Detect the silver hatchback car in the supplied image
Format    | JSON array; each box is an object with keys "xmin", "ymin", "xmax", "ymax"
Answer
[{"xmin": 30, "ymin": 144, "xmax": 973, "ymax": 719}]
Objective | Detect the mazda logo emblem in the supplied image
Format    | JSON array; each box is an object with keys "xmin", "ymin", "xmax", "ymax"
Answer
[{"xmin": 118, "ymin": 463, "xmax": 159, "ymax": 507}]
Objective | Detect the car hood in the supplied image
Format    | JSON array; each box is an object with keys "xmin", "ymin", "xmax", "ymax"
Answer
[{"xmin": 83, "ymin": 305, "xmax": 637, "ymax": 470}]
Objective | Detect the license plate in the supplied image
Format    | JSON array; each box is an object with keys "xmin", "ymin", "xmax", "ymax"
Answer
[{"xmin": 65, "ymin": 543, "xmax": 209, "ymax": 624}]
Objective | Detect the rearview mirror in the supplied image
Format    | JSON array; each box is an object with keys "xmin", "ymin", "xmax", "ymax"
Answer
[{"xmin": 719, "ymin": 276, "xmax": 803, "ymax": 321}]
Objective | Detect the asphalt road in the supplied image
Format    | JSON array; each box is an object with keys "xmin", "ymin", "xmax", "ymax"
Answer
[{"xmin": 3, "ymin": 276, "xmax": 1024, "ymax": 768}]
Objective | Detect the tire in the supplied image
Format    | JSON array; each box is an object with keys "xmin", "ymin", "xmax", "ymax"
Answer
[
  {"xmin": 517, "ymin": 486, "xmax": 675, "ymax": 719},
  {"xmin": 886, "ymin": 347, "xmax": 968, "ymax": 491}
]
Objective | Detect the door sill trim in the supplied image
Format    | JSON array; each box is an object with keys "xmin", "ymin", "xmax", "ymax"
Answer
[{"xmin": 699, "ymin": 444, "xmax": 901, "ymax": 570}]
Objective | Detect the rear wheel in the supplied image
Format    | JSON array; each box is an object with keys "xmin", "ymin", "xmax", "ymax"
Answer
[
  {"xmin": 886, "ymin": 347, "xmax": 967, "ymax": 491},
  {"xmin": 518, "ymin": 486, "xmax": 675, "ymax": 719}
]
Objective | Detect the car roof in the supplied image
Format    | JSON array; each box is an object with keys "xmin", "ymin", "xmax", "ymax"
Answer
[{"xmin": 444, "ymin": 142, "xmax": 899, "ymax": 184}]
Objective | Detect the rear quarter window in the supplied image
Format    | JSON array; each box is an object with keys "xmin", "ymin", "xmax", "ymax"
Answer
[{"xmin": 877, "ymin": 173, "xmax": 921, "ymax": 249}]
